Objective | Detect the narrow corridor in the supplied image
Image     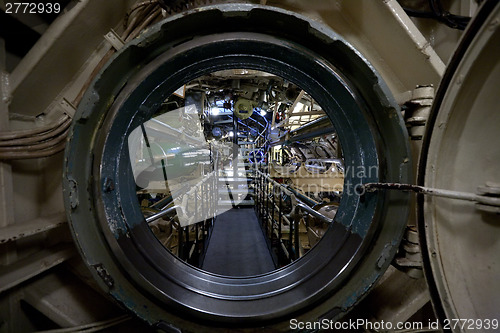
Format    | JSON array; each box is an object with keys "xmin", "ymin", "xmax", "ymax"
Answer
[{"xmin": 202, "ymin": 208, "xmax": 275, "ymax": 276}]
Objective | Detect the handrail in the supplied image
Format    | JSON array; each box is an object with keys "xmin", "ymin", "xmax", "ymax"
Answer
[
  {"xmin": 255, "ymin": 169, "xmax": 332, "ymax": 221},
  {"xmin": 146, "ymin": 205, "xmax": 179, "ymax": 224}
]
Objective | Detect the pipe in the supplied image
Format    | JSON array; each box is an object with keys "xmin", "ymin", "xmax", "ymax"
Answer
[
  {"xmin": 285, "ymin": 185, "xmax": 319, "ymax": 206},
  {"xmin": 270, "ymin": 116, "xmax": 333, "ymax": 146},
  {"xmin": 145, "ymin": 205, "xmax": 178, "ymax": 224},
  {"xmin": 305, "ymin": 158, "xmax": 343, "ymax": 164},
  {"xmin": 256, "ymin": 169, "xmax": 331, "ymax": 223},
  {"xmin": 289, "ymin": 115, "xmax": 330, "ymax": 135},
  {"xmin": 150, "ymin": 194, "xmax": 173, "ymax": 210},
  {"xmin": 295, "ymin": 203, "xmax": 332, "ymax": 224},
  {"xmin": 288, "ymin": 127, "xmax": 333, "ymax": 143}
]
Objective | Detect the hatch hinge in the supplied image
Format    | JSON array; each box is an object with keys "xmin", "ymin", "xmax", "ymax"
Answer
[
  {"xmin": 393, "ymin": 226, "xmax": 423, "ymax": 279},
  {"xmin": 402, "ymin": 85, "xmax": 434, "ymax": 140}
]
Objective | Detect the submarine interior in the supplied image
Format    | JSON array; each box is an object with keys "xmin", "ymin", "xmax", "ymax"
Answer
[{"xmin": 0, "ymin": 0, "xmax": 499, "ymax": 332}]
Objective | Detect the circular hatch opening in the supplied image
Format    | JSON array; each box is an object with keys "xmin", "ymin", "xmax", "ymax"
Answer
[
  {"xmin": 63, "ymin": 5, "xmax": 411, "ymax": 331},
  {"xmin": 131, "ymin": 68, "xmax": 346, "ymax": 277}
]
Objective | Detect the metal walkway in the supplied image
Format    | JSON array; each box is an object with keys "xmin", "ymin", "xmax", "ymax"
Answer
[{"xmin": 201, "ymin": 208, "xmax": 276, "ymax": 276}]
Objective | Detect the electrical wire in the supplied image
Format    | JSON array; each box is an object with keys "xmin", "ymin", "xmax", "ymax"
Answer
[
  {"xmin": 0, "ymin": 115, "xmax": 71, "ymax": 159},
  {"xmin": 73, "ymin": 1, "xmax": 163, "ymax": 106},
  {"xmin": 0, "ymin": 2, "xmax": 166, "ymax": 161},
  {"xmin": 0, "ymin": 129, "xmax": 69, "ymax": 152},
  {"xmin": 0, "ymin": 140, "xmax": 67, "ymax": 160},
  {"xmin": 0, "ymin": 115, "xmax": 69, "ymax": 140},
  {"xmin": 401, "ymin": 0, "xmax": 471, "ymax": 30},
  {"xmin": 0, "ymin": 0, "xmax": 217, "ymax": 161},
  {"xmin": 0, "ymin": 117, "xmax": 71, "ymax": 147},
  {"xmin": 125, "ymin": 6, "xmax": 162, "ymax": 42},
  {"xmin": 124, "ymin": 0, "xmax": 158, "ymax": 29}
]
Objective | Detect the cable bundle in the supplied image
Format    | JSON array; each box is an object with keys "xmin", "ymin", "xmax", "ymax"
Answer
[
  {"xmin": 0, "ymin": 2, "xmax": 170, "ymax": 160},
  {"xmin": 156, "ymin": 0, "xmax": 214, "ymax": 15},
  {"xmin": 0, "ymin": 115, "xmax": 71, "ymax": 160},
  {"xmin": 402, "ymin": 0, "xmax": 471, "ymax": 30}
]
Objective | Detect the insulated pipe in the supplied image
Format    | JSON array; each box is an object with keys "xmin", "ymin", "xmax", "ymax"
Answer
[{"xmin": 289, "ymin": 116, "xmax": 329, "ymax": 135}]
